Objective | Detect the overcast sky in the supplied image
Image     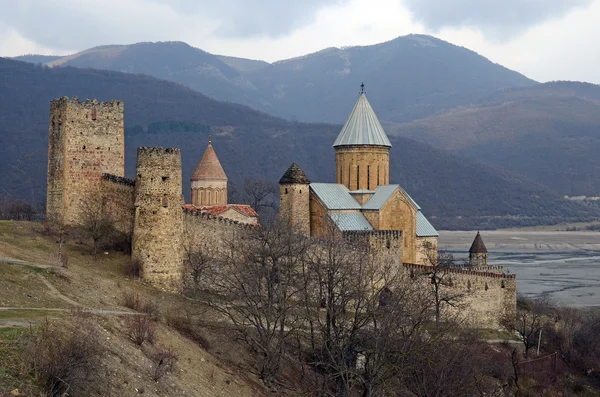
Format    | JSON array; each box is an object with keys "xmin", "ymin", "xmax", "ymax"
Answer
[{"xmin": 1, "ymin": 0, "xmax": 599, "ymax": 83}]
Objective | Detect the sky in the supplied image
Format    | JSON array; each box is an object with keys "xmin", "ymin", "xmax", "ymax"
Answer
[{"xmin": 1, "ymin": 0, "xmax": 599, "ymax": 83}]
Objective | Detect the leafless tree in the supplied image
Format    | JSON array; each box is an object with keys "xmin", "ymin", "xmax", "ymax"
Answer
[
  {"xmin": 184, "ymin": 240, "xmax": 216, "ymax": 287},
  {"xmin": 80, "ymin": 194, "xmax": 114, "ymax": 255},
  {"xmin": 204, "ymin": 221, "xmax": 309, "ymax": 384},
  {"xmin": 420, "ymin": 241, "xmax": 464, "ymax": 326},
  {"xmin": 514, "ymin": 295, "xmax": 554, "ymax": 358}
]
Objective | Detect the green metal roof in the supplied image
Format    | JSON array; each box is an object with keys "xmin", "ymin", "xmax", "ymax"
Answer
[
  {"xmin": 333, "ymin": 93, "xmax": 392, "ymax": 148},
  {"xmin": 416, "ymin": 212, "xmax": 438, "ymax": 237},
  {"xmin": 363, "ymin": 185, "xmax": 420, "ymax": 210},
  {"xmin": 329, "ymin": 212, "xmax": 374, "ymax": 231},
  {"xmin": 310, "ymin": 183, "xmax": 361, "ymax": 210}
]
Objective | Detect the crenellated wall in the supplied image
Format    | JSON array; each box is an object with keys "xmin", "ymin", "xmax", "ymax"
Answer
[{"xmin": 404, "ymin": 263, "xmax": 517, "ymax": 329}]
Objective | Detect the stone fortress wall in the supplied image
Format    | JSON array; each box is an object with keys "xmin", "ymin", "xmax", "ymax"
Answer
[
  {"xmin": 45, "ymin": 97, "xmax": 516, "ymax": 328},
  {"xmin": 47, "ymin": 97, "xmax": 124, "ymax": 224},
  {"xmin": 404, "ymin": 263, "xmax": 517, "ymax": 329}
]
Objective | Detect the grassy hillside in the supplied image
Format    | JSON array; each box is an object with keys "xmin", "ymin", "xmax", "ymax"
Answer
[
  {"xmin": 0, "ymin": 57, "xmax": 595, "ymax": 229},
  {"xmin": 388, "ymin": 82, "xmax": 600, "ymax": 197},
  {"xmin": 27, "ymin": 35, "xmax": 535, "ymax": 123},
  {"xmin": 0, "ymin": 221, "xmax": 274, "ymax": 396}
]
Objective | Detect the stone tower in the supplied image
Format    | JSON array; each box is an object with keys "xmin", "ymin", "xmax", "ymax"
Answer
[
  {"xmin": 132, "ymin": 147, "xmax": 184, "ymax": 292},
  {"xmin": 334, "ymin": 86, "xmax": 392, "ymax": 191},
  {"xmin": 279, "ymin": 163, "xmax": 310, "ymax": 235},
  {"xmin": 191, "ymin": 140, "xmax": 227, "ymax": 206},
  {"xmin": 469, "ymin": 231, "xmax": 488, "ymax": 266},
  {"xmin": 46, "ymin": 97, "xmax": 124, "ymax": 224}
]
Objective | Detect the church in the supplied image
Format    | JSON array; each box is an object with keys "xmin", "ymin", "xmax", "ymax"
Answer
[{"xmin": 279, "ymin": 87, "xmax": 438, "ymax": 265}]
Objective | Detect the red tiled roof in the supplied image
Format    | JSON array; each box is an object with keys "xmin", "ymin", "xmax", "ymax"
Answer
[
  {"xmin": 183, "ymin": 204, "xmax": 258, "ymax": 218},
  {"xmin": 191, "ymin": 142, "xmax": 227, "ymax": 181}
]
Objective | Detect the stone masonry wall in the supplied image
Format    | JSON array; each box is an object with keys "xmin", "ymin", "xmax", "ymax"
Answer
[
  {"xmin": 132, "ymin": 147, "xmax": 184, "ymax": 292},
  {"xmin": 378, "ymin": 190, "xmax": 417, "ymax": 264},
  {"xmin": 335, "ymin": 146, "xmax": 390, "ymax": 191},
  {"xmin": 280, "ymin": 184, "xmax": 310, "ymax": 235},
  {"xmin": 46, "ymin": 97, "xmax": 124, "ymax": 225},
  {"xmin": 101, "ymin": 174, "xmax": 135, "ymax": 236},
  {"xmin": 405, "ymin": 263, "xmax": 517, "ymax": 329}
]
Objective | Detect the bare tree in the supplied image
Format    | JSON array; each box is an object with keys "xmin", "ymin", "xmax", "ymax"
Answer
[
  {"xmin": 420, "ymin": 242, "xmax": 464, "ymax": 326},
  {"xmin": 80, "ymin": 194, "xmax": 114, "ymax": 255},
  {"xmin": 514, "ymin": 295, "xmax": 554, "ymax": 358},
  {"xmin": 241, "ymin": 178, "xmax": 278, "ymax": 220},
  {"xmin": 204, "ymin": 222, "xmax": 309, "ymax": 384},
  {"xmin": 184, "ymin": 240, "xmax": 216, "ymax": 287}
]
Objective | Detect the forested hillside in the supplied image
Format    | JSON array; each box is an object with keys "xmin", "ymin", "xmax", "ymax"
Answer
[{"xmin": 0, "ymin": 58, "xmax": 595, "ymax": 229}]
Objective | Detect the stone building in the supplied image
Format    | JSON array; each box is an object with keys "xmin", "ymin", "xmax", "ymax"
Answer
[
  {"xmin": 469, "ymin": 231, "xmax": 488, "ymax": 266},
  {"xmin": 279, "ymin": 89, "xmax": 438, "ymax": 265},
  {"xmin": 45, "ymin": 97, "xmax": 258, "ymax": 291},
  {"xmin": 188, "ymin": 140, "xmax": 258, "ymax": 226}
]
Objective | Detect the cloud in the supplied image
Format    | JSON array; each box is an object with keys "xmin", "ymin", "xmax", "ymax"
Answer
[
  {"xmin": 402, "ymin": 0, "xmax": 593, "ymax": 39},
  {"xmin": 151, "ymin": 0, "xmax": 348, "ymax": 38},
  {"xmin": 0, "ymin": 0, "xmax": 349, "ymax": 54}
]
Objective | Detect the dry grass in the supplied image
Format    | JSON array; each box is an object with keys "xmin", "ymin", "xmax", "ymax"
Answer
[{"xmin": 0, "ymin": 221, "xmax": 271, "ymax": 397}]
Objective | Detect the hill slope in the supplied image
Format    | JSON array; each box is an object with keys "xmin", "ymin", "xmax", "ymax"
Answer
[
  {"xmin": 29, "ymin": 35, "xmax": 535, "ymax": 123},
  {"xmin": 388, "ymin": 81, "xmax": 600, "ymax": 197},
  {"xmin": 0, "ymin": 58, "xmax": 594, "ymax": 229}
]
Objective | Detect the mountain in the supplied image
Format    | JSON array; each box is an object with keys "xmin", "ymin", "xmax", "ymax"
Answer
[
  {"xmin": 11, "ymin": 54, "xmax": 63, "ymax": 64},
  {"xmin": 388, "ymin": 81, "xmax": 600, "ymax": 197},
  {"xmin": 0, "ymin": 57, "xmax": 595, "ymax": 229},
  {"xmin": 25, "ymin": 35, "xmax": 536, "ymax": 123}
]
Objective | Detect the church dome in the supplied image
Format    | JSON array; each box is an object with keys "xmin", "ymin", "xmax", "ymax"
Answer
[
  {"xmin": 333, "ymin": 89, "xmax": 392, "ymax": 148},
  {"xmin": 192, "ymin": 141, "xmax": 227, "ymax": 181}
]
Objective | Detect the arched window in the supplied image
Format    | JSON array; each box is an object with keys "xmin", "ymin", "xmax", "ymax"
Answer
[
  {"xmin": 208, "ymin": 191, "xmax": 211, "ymax": 205},
  {"xmin": 367, "ymin": 165, "xmax": 371, "ymax": 190},
  {"xmin": 357, "ymin": 165, "xmax": 360, "ymax": 190}
]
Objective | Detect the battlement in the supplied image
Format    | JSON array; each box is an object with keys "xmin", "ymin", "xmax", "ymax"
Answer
[
  {"xmin": 343, "ymin": 230, "xmax": 402, "ymax": 240},
  {"xmin": 137, "ymin": 147, "xmax": 181, "ymax": 157},
  {"xmin": 403, "ymin": 263, "xmax": 516, "ymax": 279},
  {"xmin": 182, "ymin": 206, "xmax": 258, "ymax": 230},
  {"xmin": 102, "ymin": 173, "xmax": 135, "ymax": 187},
  {"xmin": 50, "ymin": 96, "xmax": 123, "ymax": 110}
]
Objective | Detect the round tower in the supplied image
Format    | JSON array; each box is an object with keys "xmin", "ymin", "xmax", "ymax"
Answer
[
  {"xmin": 334, "ymin": 85, "xmax": 392, "ymax": 191},
  {"xmin": 191, "ymin": 140, "xmax": 227, "ymax": 206},
  {"xmin": 132, "ymin": 147, "xmax": 184, "ymax": 292},
  {"xmin": 469, "ymin": 231, "xmax": 488, "ymax": 266},
  {"xmin": 279, "ymin": 163, "xmax": 310, "ymax": 235}
]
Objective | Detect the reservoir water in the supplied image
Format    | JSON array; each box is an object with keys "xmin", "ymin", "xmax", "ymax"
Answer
[{"xmin": 439, "ymin": 231, "xmax": 600, "ymax": 307}]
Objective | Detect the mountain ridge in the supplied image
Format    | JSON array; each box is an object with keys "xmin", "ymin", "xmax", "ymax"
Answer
[{"xmin": 0, "ymin": 57, "xmax": 595, "ymax": 229}]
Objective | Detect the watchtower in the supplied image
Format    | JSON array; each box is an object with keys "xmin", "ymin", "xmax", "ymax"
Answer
[
  {"xmin": 46, "ymin": 97, "xmax": 124, "ymax": 224},
  {"xmin": 279, "ymin": 163, "xmax": 310, "ymax": 235},
  {"xmin": 469, "ymin": 231, "xmax": 488, "ymax": 266},
  {"xmin": 132, "ymin": 147, "xmax": 184, "ymax": 292}
]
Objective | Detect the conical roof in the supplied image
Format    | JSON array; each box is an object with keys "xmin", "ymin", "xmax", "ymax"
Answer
[
  {"xmin": 469, "ymin": 231, "xmax": 488, "ymax": 254},
  {"xmin": 191, "ymin": 141, "xmax": 227, "ymax": 181},
  {"xmin": 279, "ymin": 163, "xmax": 310, "ymax": 185},
  {"xmin": 333, "ymin": 91, "xmax": 392, "ymax": 148}
]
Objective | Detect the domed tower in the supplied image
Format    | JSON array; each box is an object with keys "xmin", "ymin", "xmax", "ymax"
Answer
[
  {"xmin": 191, "ymin": 140, "xmax": 227, "ymax": 206},
  {"xmin": 469, "ymin": 231, "xmax": 488, "ymax": 266},
  {"xmin": 334, "ymin": 84, "xmax": 392, "ymax": 191},
  {"xmin": 279, "ymin": 163, "xmax": 310, "ymax": 235}
]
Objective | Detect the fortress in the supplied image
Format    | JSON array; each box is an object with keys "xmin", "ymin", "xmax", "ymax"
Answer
[{"xmin": 45, "ymin": 91, "xmax": 516, "ymax": 329}]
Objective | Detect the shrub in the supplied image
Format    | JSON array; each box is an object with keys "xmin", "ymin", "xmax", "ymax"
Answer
[
  {"xmin": 124, "ymin": 256, "xmax": 143, "ymax": 279},
  {"xmin": 122, "ymin": 290, "xmax": 158, "ymax": 317},
  {"xmin": 149, "ymin": 346, "xmax": 178, "ymax": 382},
  {"xmin": 165, "ymin": 308, "xmax": 211, "ymax": 350},
  {"xmin": 22, "ymin": 318, "xmax": 103, "ymax": 396},
  {"xmin": 125, "ymin": 315, "xmax": 155, "ymax": 346}
]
